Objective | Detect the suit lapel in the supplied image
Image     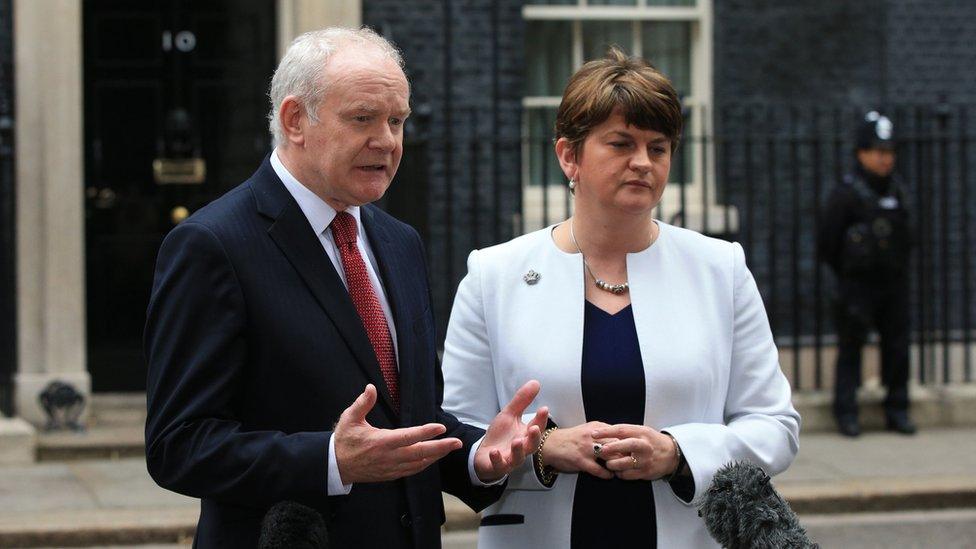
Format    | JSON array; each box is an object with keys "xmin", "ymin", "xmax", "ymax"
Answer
[
  {"xmin": 252, "ymin": 162, "xmax": 398, "ymax": 416},
  {"xmin": 361, "ymin": 206, "xmax": 417, "ymax": 425}
]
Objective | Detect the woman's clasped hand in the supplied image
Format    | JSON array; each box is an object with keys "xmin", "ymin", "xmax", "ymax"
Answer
[
  {"xmin": 541, "ymin": 422, "xmax": 679, "ymax": 481},
  {"xmin": 591, "ymin": 424, "xmax": 680, "ymax": 481}
]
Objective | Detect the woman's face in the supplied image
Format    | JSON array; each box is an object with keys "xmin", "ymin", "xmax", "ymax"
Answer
[{"xmin": 557, "ymin": 109, "xmax": 672, "ymax": 217}]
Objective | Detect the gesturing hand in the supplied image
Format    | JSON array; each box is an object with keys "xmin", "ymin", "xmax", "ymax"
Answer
[
  {"xmin": 334, "ymin": 384, "xmax": 463, "ymax": 484},
  {"xmin": 591, "ymin": 424, "xmax": 679, "ymax": 481},
  {"xmin": 474, "ymin": 380, "xmax": 549, "ymax": 483}
]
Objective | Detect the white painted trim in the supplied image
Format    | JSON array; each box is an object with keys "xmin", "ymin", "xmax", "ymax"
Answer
[
  {"xmin": 524, "ymin": 6, "xmax": 701, "ymax": 21},
  {"xmin": 277, "ymin": 0, "xmax": 296, "ymax": 56},
  {"xmin": 523, "ymin": 96, "xmax": 700, "ymax": 109},
  {"xmin": 631, "ymin": 19, "xmax": 641, "ymax": 54},
  {"xmin": 572, "ymin": 20, "xmax": 584, "ymax": 68},
  {"xmin": 520, "ymin": 0, "xmax": 736, "ymax": 235},
  {"xmin": 13, "ymin": 0, "xmax": 89, "ymax": 421},
  {"xmin": 276, "ymin": 0, "xmax": 362, "ymax": 58},
  {"xmin": 8, "ymin": 0, "xmax": 368, "ymax": 425},
  {"xmin": 519, "ymin": 185, "xmax": 574, "ymax": 233},
  {"xmin": 523, "ymin": 97, "xmax": 563, "ymax": 108}
]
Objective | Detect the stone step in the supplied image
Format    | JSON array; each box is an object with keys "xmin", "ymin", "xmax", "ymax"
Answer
[
  {"xmin": 88, "ymin": 393, "xmax": 147, "ymax": 428},
  {"xmin": 34, "ymin": 386, "xmax": 976, "ymax": 463},
  {"xmin": 0, "ymin": 507, "xmax": 196, "ymax": 548},
  {"xmin": 36, "ymin": 393, "xmax": 146, "ymax": 461},
  {"xmin": 3, "ymin": 483, "xmax": 976, "ymax": 548},
  {"xmin": 37, "ymin": 425, "xmax": 144, "ymax": 461},
  {"xmin": 782, "ymin": 475, "xmax": 976, "ymax": 514},
  {"xmin": 793, "ymin": 383, "xmax": 976, "ymax": 433}
]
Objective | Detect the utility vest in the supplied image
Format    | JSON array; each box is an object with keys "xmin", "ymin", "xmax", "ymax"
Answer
[{"xmin": 840, "ymin": 174, "xmax": 912, "ymax": 277}]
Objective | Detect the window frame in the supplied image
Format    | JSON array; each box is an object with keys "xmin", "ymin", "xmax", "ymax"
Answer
[{"xmin": 520, "ymin": 0, "xmax": 735, "ymax": 234}]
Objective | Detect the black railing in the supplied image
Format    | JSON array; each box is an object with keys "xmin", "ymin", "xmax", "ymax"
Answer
[
  {"xmin": 0, "ymin": 0, "xmax": 14, "ymax": 417},
  {"xmin": 411, "ymin": 103, "xmax": 975, "ymax": 391}
]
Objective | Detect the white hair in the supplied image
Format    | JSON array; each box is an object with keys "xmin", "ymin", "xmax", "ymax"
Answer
[{"xmin": 268, "ymin": 27, "xmax": 405, "ymax": 148}]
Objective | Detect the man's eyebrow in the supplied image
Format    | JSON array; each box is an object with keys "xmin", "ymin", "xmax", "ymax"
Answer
[
  {"xmin": 346, "ymin": 104, "xmax": 380, "ymax": 114},
  {"xmin": 342, "ymin": 105, "xmax": 412, "ymax": 118}
]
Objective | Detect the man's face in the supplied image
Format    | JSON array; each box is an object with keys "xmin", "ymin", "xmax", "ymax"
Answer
[
  {"xmin": 857, "ymin": 148, "xmax": 896, "ymax": 178},
  {"xmin": 292, "ymin": 49, "xmax": 410, "ymax": 210}
]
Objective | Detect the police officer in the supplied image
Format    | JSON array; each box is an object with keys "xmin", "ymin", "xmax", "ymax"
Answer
[{"xmin": 817, "ymin": 111, "xmax": 916, "ymax": 437}]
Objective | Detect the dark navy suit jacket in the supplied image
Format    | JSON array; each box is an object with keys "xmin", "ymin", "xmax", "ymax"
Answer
[{"xmin": 144, "ymin": 157, "xmax": 501, "ymax": 548}]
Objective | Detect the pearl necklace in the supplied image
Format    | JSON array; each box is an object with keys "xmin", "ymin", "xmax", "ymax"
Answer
[{"xmin": 569, "ymin": 219, "xmax": 629, "ymax": 295}]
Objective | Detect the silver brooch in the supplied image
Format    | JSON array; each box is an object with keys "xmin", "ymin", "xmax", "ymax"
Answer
[{"xmin": 523, "ymin": 270, "xmax": 541, "ymax": 285}]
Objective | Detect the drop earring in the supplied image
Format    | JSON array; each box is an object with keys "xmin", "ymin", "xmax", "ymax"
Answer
[{"xmin": 568, "ymin": 178, "xmax": 576, "ymax": 190}]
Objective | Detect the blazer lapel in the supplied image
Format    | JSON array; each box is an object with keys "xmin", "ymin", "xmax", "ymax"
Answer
[
  {"xmin": 251, "ymin": 162, "xmax": 398, "ymax": 416},
  {"xmin": 361, "ymin": 206, "xmax": 417, "ymax": 425}
]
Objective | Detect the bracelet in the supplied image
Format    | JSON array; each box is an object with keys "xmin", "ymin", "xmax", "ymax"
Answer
[
  {"xmin": 661, "ymin": 432, "xmax": 684, "ymax": 483},
  {"xmin": 534, "ymin": 426, "xmax": 559, "ymax": 486}
]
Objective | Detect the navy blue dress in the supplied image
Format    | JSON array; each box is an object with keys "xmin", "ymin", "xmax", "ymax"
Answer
[{"xmin": 570, "ymin": 301, "xmax": 656, "ymax": 548}]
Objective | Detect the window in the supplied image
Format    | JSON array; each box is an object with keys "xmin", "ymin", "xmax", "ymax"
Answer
[{"xmin": 521, "ymin": 0, "xmax": 732, "ymax": 234}]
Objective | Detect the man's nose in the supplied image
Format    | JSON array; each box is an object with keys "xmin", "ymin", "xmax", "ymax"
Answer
[{"xmin": 370, "ymin": 124, "xmax": 397, "ymax": 151}]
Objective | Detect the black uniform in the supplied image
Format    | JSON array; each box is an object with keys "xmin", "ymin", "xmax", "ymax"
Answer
[{"xmin": 817, "ymin": 164, "xmax": 914, "ymax": 425}]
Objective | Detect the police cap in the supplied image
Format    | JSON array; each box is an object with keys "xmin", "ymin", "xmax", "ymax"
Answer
[{"xmin": 856, "ymin": 111, "xmax": 895, "ymax": 151}]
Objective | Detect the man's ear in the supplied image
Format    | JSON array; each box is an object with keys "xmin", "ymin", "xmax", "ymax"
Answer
[
  {"xmin": 554, "ymin": 137, "xmax": 579, "ymax": 181},
  {"xmin": 278, "ymin": 96, "xmax": 306, "ymax": 147}
]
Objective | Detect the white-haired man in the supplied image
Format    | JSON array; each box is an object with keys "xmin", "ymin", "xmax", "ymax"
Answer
[{"xmin": 145, "ymin": 27, "xmax": 547, "ymax": 548}]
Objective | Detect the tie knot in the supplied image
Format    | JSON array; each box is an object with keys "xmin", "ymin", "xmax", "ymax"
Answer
[{"xmin": 331, "ymin": 211, "xmax": 358, "ymax": 246}]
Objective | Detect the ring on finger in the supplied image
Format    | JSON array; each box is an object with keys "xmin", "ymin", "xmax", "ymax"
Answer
[
  {"xmin": 593, "ymin": 443, "xmax": 603, "ymax": 458},
  {"xmin": 631, "ymin": 454, "xmax": 639, "ymax": 468}
]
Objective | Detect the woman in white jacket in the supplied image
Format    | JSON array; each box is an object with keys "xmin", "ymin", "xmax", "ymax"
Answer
[{"xmin": 442, "ymin": 47, "xmax": 800, "ymax": 548}]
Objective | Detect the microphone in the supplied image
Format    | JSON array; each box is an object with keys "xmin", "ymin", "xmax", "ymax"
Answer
[
  {"xmin": 698, "ymin": 461, "xmax": 817, "ymax": 549},
  {"xmin": 258, "ymin": 500, "xmax": 329, "ymax": 549}
]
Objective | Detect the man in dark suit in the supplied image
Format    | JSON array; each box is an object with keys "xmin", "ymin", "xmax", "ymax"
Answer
[{"xmin": 144, "ymin": 27, "xmax": 547, "ymax": 548}]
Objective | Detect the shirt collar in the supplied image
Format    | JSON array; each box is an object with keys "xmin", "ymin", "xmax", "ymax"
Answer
[{"xmin": 271, "ymin": 148, "xmax": 364, "ymax": 239}]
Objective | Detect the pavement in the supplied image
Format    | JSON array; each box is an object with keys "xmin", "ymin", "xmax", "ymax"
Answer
[{"xmin": 1, "ymin": 426, "xmax": 975, "ymax": 547}]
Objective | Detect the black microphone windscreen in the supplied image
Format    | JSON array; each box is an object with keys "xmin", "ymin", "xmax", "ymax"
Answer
[
  {"xmin": 698, "ymin": 461, "xmax": 817, "ymax": 549},
  {"xmin": 258, "ymin": 500, "xmax": 329, "ymax": 549}
]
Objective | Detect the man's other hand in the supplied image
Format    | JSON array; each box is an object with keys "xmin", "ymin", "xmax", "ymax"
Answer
[{"xmin": 334, "ymin": 384, "xmax": 462, "ymax": 484}]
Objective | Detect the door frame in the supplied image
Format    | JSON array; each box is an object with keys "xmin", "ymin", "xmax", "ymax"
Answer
[{"xmin": 11, "ymin": 0, "xmax": 359, "ymax": 423}]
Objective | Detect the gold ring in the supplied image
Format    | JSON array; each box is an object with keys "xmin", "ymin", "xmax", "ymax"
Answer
[{"xmin": 631, "ymin": 454, "xmax": 639, "ymax": 468}]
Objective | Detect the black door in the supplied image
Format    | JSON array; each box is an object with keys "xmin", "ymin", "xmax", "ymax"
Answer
[{"xmin": 83, "ymin": 0, "xmax": 276, "ymax": 392}]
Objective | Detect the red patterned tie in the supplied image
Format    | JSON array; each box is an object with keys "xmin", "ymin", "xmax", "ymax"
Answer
[{"xmin": 330, "ymin": 212, "xmax": 399, "ymax": 411}]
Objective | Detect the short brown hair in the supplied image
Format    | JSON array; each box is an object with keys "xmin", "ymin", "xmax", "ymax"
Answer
[{"xmin": 554, "ymin": 47, "xmax": 683, "ymax": 155}]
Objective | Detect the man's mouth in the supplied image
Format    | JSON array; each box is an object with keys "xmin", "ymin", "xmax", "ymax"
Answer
[{"xmin": 358, "ymin": 164, "xmax": 386, "ymax": 172}]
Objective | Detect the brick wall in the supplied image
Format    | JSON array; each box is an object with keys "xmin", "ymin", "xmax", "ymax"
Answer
[
  {"xmin": 714, "ymin": 0, "xmax": 887, "ymax": 107},
  {"xmin": 364, "ymin": 0, "xmax": 524, "ymax": 339},
  {"xmin": 714, "ymin": 0, "xmax": 976, "ymax": 357},
  {"xmin": 361, "ymin": 0, "xmax": 975, "ymax": 375},
  {"xmin": 886, "ymin": 1, "xmax": 976, "ymax": 103}
]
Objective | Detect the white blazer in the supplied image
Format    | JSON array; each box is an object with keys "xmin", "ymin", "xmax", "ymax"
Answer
[{"xmin": 442, "ymin": 222, "xmax": 801, "ymax": 548}]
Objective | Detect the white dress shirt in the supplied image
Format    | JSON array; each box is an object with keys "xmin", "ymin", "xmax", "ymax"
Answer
[
  {"xmin": 271, "ymin": 150, "xmax": 399, "ymax": 361},
  {"xmin": 270, "ymin": 150, "xmax": 493, "ymax": 496}
]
